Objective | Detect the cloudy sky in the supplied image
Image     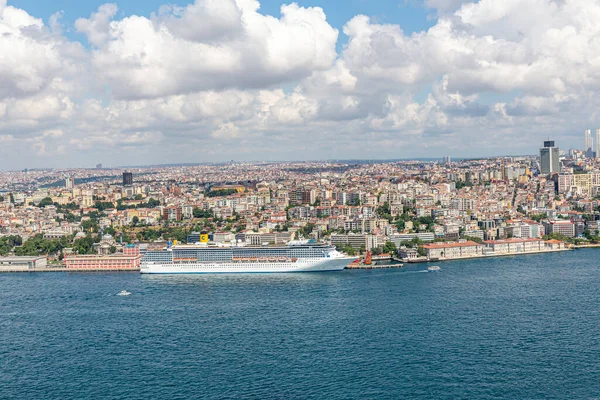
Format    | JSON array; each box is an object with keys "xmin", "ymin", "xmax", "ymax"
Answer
[{"xmin": 0, "ymin": 0, "xmax": 599, "ymax": 169}]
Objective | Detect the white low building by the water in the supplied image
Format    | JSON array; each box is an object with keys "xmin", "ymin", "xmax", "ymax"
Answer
[{"xmin": 0, "ymin": 256, "xmax": 47, "ymax": 271}]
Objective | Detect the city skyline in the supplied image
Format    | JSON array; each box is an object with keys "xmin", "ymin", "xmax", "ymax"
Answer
[{"xmin": 3, "ymin": 0, "xmax": 600, "ymax": 169}]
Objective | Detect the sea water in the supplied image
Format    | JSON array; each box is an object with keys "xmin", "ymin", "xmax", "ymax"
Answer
[{"xmin": 1, "ymin": 250, "xmax": 599, "ymax": 399}]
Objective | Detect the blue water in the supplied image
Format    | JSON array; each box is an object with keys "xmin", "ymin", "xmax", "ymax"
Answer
[{"xmin": 2, "ymin": 250, "xmax": 600, "ymax": 399}]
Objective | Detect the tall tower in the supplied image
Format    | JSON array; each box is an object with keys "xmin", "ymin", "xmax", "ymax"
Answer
[
  {"xmin": 65, "ymin": 176, "xmax": 74, "ymax": 190},
  {"xmin": 585, "ymin": 129, "xmax": 593, "ymax": 156},
  {"xmin": 540, "ymin": 140, "xmax": 560, "ymax": 175},
  {"xmin": 123, "ymin": 171, "xmax": 133, "ymax": 186},
  {"xmin": 595, "ymin": 128, "xmax": 600, "ymax": 158}
]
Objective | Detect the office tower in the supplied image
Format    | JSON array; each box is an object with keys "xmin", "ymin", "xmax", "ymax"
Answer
[
  {"xmin": 123, "ymin": 171, "xmax": 133, "ymax": 186},
  {"xmin": 96, "ymin": 163, "xmax": 103, "ymax": 169},
  {"xmin": 540, "ymin": 140, "xmax": 560, "ymax": 175},
  {"xmin": 585, "ymin": 129, "xmax": 593, "ymax": 154},
  {"xmin": 596, "ymin": 129, "xmax": 600, "ymax": 158},
  {"xmin": 65, "ymin": 176, "xmax": 74, "ymax": 190}
]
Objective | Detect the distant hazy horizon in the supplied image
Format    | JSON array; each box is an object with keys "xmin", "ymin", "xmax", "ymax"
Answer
[{"xmin": 0, "ymin": 155, "xmax": 546, "ymax": 173}]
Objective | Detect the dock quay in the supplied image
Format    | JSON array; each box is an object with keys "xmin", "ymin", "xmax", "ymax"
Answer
[
  {"xmin": 346, "ymin": 263, "xmax": 403, "ymax": 269},
  {"xmin": 0, "ymin": 267, "xmax": 140, "ymax": 273},
  {"xmin": 371, "ymin": 256, "xmax": 404, "ymax": 263}
]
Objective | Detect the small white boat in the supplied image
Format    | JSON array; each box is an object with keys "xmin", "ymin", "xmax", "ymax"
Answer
[
  {"xmin": 427, "ymin": 266, "xmax": 441, "ymax": 272},
  {"xmin": 117, "ymin": 290, "xmax": 132, "ymax": 296}
]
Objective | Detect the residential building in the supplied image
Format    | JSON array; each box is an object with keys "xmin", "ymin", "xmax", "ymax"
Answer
[{"xmin": 543, "ymin": 220, "xmax": 575, "ymax": 237}]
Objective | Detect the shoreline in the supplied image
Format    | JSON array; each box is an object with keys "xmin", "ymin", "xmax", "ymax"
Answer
[
  {"xmin": 0, "ymin": 248, "xmax": 578, "ymax": 272},
  {"xmin": 572, "ymin": 244, "xmax": 600, "ymax": 249},
  {"xmin": 414, "ymin": 248, "xmax": 572, "ymax": 264},
  {"xmin": 0, "ymin": 268, "xmax": 140, "ymax": 273}
]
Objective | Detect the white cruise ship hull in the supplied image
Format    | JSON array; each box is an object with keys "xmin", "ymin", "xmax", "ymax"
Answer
[{"xmin": 140, "ymin": 257, "xmax": 354, "ymax": 274}]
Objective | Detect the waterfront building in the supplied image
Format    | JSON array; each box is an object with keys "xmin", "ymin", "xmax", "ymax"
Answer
[
  {"xmin": 422, "ymin": 241, "xmax": 484, "ymax": 259},
  {"xmin": 398, "ymin": 247, "xmax": 418, "ymax": 260},
  {"xmin": 483, "ymin": 238, "xmax": 545, "ymax": 254},
  {"xmin": 64, "ymin": 254, "xmax": 142, "ymax": 270},
  {"xmin": 545, "ymin": 239, "xmax": 567, "ymax": 250},
  {"xmin": 540, "ymin": 140, "xmax": 560, "ymax": 174},
  {"xmin": 0, "ymin": 256, "xmax": 47, "ymax": 271}
]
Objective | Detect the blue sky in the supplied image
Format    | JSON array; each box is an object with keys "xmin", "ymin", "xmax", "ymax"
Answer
[{"xmin": 11, "ymin": 0, "xmax": 436, "ymax": 42}]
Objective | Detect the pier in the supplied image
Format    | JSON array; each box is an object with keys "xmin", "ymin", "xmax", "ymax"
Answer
[
  {"xmin": 346, "ymin": 254, "xmax": 404, "ymax": 269},
  {"xmin": 346, "ymin": 263, "xmax": 403, "ymax": 269}
]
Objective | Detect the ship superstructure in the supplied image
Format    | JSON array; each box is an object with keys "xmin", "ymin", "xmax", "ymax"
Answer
[{"xmin": 140, "ymin": 241, "xmax": 354, "ymax": 274}]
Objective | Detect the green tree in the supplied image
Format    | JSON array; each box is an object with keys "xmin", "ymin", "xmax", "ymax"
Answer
[
  {"xmin": 530, "ymin": 213, "xmax": 547, "ymax": 222},
  {"xmin": 463, "ymin": 236, "xmax": 483, "ymax": 244},
  {"xmin": 383, "ymin": 241, "xmax": 397, "ymax": 254},
  {"xmin": 13, "ymin": 234, "xmax": 69, "ymax": 256},
  {"xmin": 38, "ymin": 197, "xmax": 54, "ymax": 207},
  {"xmin": 206, "ymin": 188, "xmax": 238, "ymax": 198},
  {"xmin": 193, "ymin": 208, "xmax": 213, "ymax": 218},
  {"xmin": 0, "ymin": 235, "xmax": 23, "ymax": 255},
  {"xmin": 376, "ymin": 202, "xmax": 392, "ymax": 221},
  {"xmin": 300, "ymin": 223, "xmax": 315, "ymax": 237},
  {"xmin": 81, "ymin": 219, "xmax": 99, "ymax": 233},
  {"xmin": 543, "ymin": 232, "xmax": 569, "ymax": 242},
  {"xmin": 132, "ymin": 216, "xmax": 139, "ymax": 226},
  {"xmin": 235, "ymin": 224, "xmax": 246, "ymax": 233},
  {"xmin": 94, "ymin": 201, "xmax": 115, "ymax": 211},
  {"xmin": 146, "ymin": 198, "xmax": 161, "ymax": 208},
  {"xmin": 73, "ymin": 236, "xmax": 98, "ymax": 254}
]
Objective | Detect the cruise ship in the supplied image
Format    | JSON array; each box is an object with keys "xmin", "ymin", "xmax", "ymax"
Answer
[{"xmin": 140, "ymin": 241, "xmax": 355, "ymax": 274}]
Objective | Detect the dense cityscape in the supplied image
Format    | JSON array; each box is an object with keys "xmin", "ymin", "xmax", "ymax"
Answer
[{"xmin": 4, "ymin": 131, "xmax": 600, "ymax": 271}]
